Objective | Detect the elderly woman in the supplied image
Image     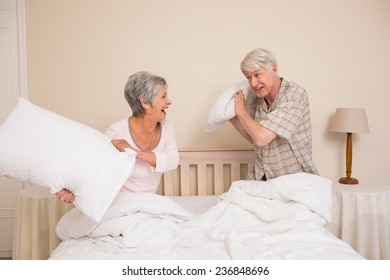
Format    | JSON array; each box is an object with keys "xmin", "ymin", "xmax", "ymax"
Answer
[{"xmin": 56, "ymin": 71, "xmax": 179, "ymax": 202}]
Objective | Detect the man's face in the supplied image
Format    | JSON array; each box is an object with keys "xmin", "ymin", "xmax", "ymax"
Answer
[{"xmin": 244, "ymin": 65, "xmax": 277, "ymax": 98}]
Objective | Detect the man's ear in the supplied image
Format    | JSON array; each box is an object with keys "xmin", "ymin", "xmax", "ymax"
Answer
[{"xmin": 272, "ymin": 64, "xmax": 278, "ymax": 76}]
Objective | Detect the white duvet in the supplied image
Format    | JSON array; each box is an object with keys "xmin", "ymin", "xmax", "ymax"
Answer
[{"xmin": 50, "ymin": 173, "xmax": 363, "ymax": 260}]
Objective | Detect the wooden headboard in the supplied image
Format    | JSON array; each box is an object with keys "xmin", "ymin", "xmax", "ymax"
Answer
[{"xmin": 157, "ymin": 148, "xmax": 255, "ymax": 196}]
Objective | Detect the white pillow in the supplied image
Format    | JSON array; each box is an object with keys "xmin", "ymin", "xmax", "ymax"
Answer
[
  {"xmin": 0, "ymin": 98, "xmax": 136, "ymax": 222},
  {"xmin": 205, "ymin": 79, "xmax": 255, "ymax": 132}
]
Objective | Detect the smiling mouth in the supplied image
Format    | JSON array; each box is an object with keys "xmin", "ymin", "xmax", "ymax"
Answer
[
  {"xmin": 256, "ymin": 86, "xmax": 264, "ymax": 91},
  {"xmin": 253, "ymin": 86, "xmax": 265, "ymax": 94}
]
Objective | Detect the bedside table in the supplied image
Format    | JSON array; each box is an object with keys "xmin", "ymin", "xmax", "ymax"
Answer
[
  {"xmin": 12, "ymin": 186, "xmax": 74, "ymax": 260},
  {"xmin": 326, "ymin": 180, "xmax": 390, "ymax": 259}
]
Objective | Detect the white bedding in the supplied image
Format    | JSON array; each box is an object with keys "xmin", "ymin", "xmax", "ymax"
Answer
[{"xmin": 49, "ymin": 173, "xmax": 364, "ymax": 260}]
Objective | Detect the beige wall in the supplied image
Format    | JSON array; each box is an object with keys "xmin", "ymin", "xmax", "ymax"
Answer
[{"xmin": 25, "ymin": 0, "xmax": 390, "ymax": 184}]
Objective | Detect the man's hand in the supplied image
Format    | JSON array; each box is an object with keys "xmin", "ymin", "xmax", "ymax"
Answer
[{"xmin": 233, "ymin": 90, "xmax": 247, "ymax": 116}]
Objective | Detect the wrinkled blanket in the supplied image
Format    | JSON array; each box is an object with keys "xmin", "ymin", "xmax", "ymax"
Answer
[{"xmin": 51, "ymin": 173, "xmax": 363, "ymax": 259}]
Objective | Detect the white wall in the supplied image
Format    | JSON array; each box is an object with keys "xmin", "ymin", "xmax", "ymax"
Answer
[{"xmin": 24, "ymin": 0, "xmax": 390, "ymax": 183}]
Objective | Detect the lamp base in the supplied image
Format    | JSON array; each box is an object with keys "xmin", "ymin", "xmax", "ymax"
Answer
[{"xmin": 339, "ymin": 177, "xmax": 359, "ymax": 185}]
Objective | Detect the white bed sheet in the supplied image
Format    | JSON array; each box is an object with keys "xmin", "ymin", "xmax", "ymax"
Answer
[{"xmin": 49, "ymin": 173, "xmax": 364, "ymax": 260}]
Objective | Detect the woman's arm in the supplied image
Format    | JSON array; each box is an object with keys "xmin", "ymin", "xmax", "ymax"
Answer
[{"xmin": 154, "ymin": 121, "xmax": 179, "ymax": 172}]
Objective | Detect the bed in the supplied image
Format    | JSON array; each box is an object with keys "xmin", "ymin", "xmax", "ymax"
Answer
[{"xmin": 48, "ymin": 148, "xmax": 364, "ymax": 260}]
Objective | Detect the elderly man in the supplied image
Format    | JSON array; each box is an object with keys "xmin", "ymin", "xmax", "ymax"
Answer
[{"xmin": 229, "ymin": 48, "xmax": 318, "ymax": 181}]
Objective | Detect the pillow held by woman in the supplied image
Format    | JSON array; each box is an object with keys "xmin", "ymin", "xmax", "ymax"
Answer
[{"xmin": 0, "ymin": 98, "xmax": 136, "ymax": 222}]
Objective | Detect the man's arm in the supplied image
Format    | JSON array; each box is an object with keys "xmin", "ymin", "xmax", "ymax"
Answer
[
  {"xmin": 231, "ymin": 91, "xmax": 276, "ymax": 146},
  {"xmin": 229, "ymin": 115, "xmax": 253, "ymax": 143}
]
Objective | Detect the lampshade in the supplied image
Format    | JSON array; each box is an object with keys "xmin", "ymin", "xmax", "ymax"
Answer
[{"xmin": 330, "ymin": 108, "xmax": 369, "ymax": 133}]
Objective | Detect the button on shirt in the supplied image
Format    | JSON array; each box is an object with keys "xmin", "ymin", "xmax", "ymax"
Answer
[{"xmin": 247, "ymin": 78, "xmax": 318, "ymax": 181}]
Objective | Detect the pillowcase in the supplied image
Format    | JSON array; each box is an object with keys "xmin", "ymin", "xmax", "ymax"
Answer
[
  {"xmin": 0, "ymin": 98, "xmax": 136, "ymax": 222},
  {"xmin": 205, "ymin": 79, "xmax": 255, "ymax": 132}
]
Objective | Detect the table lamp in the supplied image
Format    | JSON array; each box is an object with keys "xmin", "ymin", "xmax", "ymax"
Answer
[{"xmin": 330, "ymin": 108, "xmax": 369, "ymax": 184}]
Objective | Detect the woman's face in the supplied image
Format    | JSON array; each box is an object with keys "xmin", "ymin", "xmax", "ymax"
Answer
[{"xmin": 149, "ymin": 87, "xmax": 172, "ymax": 122}]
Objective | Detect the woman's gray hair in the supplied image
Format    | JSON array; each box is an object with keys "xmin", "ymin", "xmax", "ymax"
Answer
[
  {"xmin": 240, "ymin": 48, "xmax": 278, "ymax": 73},
  {"xmin": 124, "ymin": 71, "xmax": 167, "ymax": 117}
]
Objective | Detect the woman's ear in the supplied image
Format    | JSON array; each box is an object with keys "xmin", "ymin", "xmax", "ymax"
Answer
[{"xmin": 140, "ymin": 97, "xmax": 149, "ymax": 109}]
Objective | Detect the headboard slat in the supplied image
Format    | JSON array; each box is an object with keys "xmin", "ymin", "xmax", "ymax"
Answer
[
  {"xmin": 231, "ymin": 162, "xmax": 241, "ymax": 182},
  {"xmin": 197, "ymin": 163, "xmax": 207, "ymax": 195},
  {"xmin": 163, "ymin": 170, "xmax": 174, "ymax": 196},
  {"xmin": 214, "ymin": 163, "xmax": 224, "ymax": 195},
  {"xmin": 179, "ymin": 163, "xmax": 190, "ymax": 196},
  {"xmin": 158, "ymin": 148, "xmax": 254, "ymax": 196}
]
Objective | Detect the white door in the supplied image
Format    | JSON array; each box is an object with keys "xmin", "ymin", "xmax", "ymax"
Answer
[{"xmin": 0, "ymin": 0, "xmax": 27, "ymax": 259}]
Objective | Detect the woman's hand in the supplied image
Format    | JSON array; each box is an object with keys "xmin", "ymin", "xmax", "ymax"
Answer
[
  {"xmin": 55, "ymin": 188, "xmax": 75, "ymax": 203},
  {"xmin": 111, "ymin": 139, "xmax": 132, "ymax": 152}
]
